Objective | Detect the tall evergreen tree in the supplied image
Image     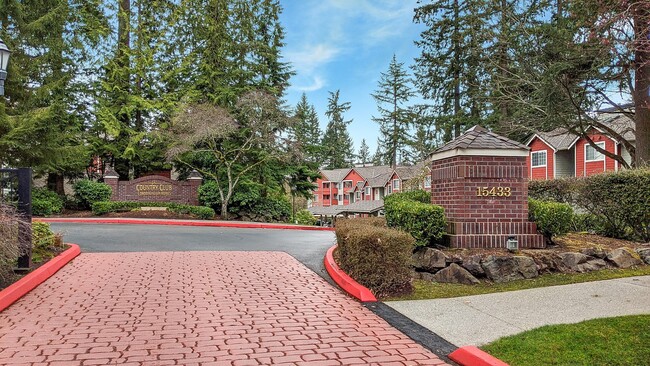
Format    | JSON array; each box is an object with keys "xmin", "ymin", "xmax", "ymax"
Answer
[
  {"xmin": 291, "ymin": 93, "xmax": 322, "ymax": 164},
  {"xmin": 372, "ymin": 55, "xmax": 416, "ymax": 167},
  {"xmin": 357, "ymin": 139, "xmax": 370, "ymax": 167},
  {"xmin": 321, "ymin": 90, "xmax": 354, "ymax": 169},
  {"xmin": 414, "ymin": 0, "xmax": 491, "ymax": 142},
  {"xmin": 0, "ymin": 0, "xmax": 108, "ymax": 193}
]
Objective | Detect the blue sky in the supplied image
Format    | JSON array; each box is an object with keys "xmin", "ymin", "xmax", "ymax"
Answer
[{"xmin": 279, "ymin": 0, "xmax": 425, "ymax": 154}]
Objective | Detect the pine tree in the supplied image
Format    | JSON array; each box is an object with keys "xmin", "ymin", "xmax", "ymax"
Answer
[
  {"xmin": 414, "ymin": 0, "xmax": 491, "ymax": 142},
  {"xmin": 0, "ymin": 0, "xmax": 108, "ymax": 193},
  {"xmin": 321, "ymin": 90, "xmax": 354, "ymax": 169},
  {"xmin": 372, "ymin": 55, "xmax": 416, "ymax": 167},
  {"xmin": 357, "ymin": 139, "xmax": 370, "ymax": 167},
  {"xmin": 292, "ymin": 93, "xmax": 322, "ymax": 164}
]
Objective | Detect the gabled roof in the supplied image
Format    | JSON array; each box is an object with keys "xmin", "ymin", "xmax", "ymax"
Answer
[
  {"xmin": 339, "ymin": 200, "xmax": 384, "ymax": 214},
  {"xmin": 395, "ymin": 161, "xmax": 428, "ymax": 181},
  {"xmin": 530, "ymin": 128, "xmax": 578, "ymax": 151},
  {"xmin": 526, "ymin": 113, "xmax": 636, "ymax": 151},
  {"xmin": 434, "ymin": 125, "xmax": 529, "ymax": 154},
  {"xmin": 320, "ymin": 168, "xmax": 351, "ymax": 183}
]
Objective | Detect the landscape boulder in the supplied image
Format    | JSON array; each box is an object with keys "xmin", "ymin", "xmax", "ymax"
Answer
[
  {"xmin": 606, "ymin": 248, "xmax": 643, "ymax": 268},
  {"xmin": 432, "ymin": 263, "xmax": 480, "ymax": 285},
  {"xmin": 412, "ymin": 247, "xmax": 448, "ymax": 272},
  {"xmin": 580, "ymin": 247, "xmax": 607, "ymax": 259},
  {"xmin": 461, "ymin": 255, "xmax": 485, "ymax": 277},
  {"xmin": 481, "ymin": 255, "xmax": 538, "ymax": 283},
  {"xmin": 559, "ymin": 252, "xmax": 608, "ymax": 273},
  {"xmin": 636, "ymin": 248, "xmax": 650, "ymax": 265}
]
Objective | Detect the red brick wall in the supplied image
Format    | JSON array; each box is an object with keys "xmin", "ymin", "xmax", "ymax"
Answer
[
  {"xmin": 431, "ymin": 155, "xmax": 544, "ymax": 249},
  {"xmin": 575, "ymin": 133, "xmax": 616, "ymax": 177},
  {"xmin": 431, "ymin": 156, "xmax": 529, "ymax": 222},
  {"xmin": 527, "ymin": 137, "xmax": 554, "ymax": 180},
  {"xmin": 105, "ymin": 175, "xmax": 201, "ymax": 205}
]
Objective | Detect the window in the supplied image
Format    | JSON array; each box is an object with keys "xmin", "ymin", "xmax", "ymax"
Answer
[
  {"xmin": 343, "ymin": 180, "xmax": 353, "ymax": 188},
  {"xmin": 531, "ymin": 151, "xmax": 547, "ymax": 167},
  {"xmin": 585, "ymin": 142, "xmax": 605, "ymax": 162},
  {"xmin": 337, "ymin": 194, "xmax": 343, "ymax": 201},
  {"xmin": 313, "ymin": 195, "xmax": 318, "ymax": 202},
  {"xmin": 424, "ymin": 175, "xmax": 431, "ymax": 189},
  {"xmin": 323, "ymin": 182, "xmax": 330, "ymax": 189},
  {"xmin": 323, "ymin": 194, "xmax": 330, "ymax": 201},
  {"xmin": 393, "ymin": 179, "xmax": 400, "ymax": 190},
  {"xmin": 387, "ymin": 185, "xmax": 393, "ymax": 194},
  {"xmin": 356, "ymin": 191, "xmax": 360, "ymax": 200},
  {"xmin": 365, "ymin": 187, "xmax": 371, "ymax": 196}
]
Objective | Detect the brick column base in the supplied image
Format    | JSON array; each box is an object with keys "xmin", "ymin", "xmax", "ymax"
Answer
[{"xmin": 445, "ymin": 221, "xmax": 545, "ymax": 249}]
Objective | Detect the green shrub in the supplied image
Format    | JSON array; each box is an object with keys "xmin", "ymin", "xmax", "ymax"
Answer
[
  {"xmin": 32, "ymin": 221, "xmax": 56, "ymax": 250},
  {"xmin": 528, "ymin": 199, "xmax": 574, "ymax": 243},
  {"xmin": 294, "ymin": 209, "xmax": 316, "ymax": 225},
  {"xmin": 199, "ymin": 180, "xmax": 290, "ymax": 222},
  {"xmin": 528, "ymin": 169, "xmax": 650, "ymax": 242},
  {"xmin": 384, "ymin": 191, "xmax": 446, "ymax": 247},
  {"xmin": 32, "ymin": 188, "xmax": 64, "ymax": 216},
  {"xmin": 392, "ymin": 189, "xmax": 431, "ymax": 204},
  {"xmin": 91, "ymin": 201, "xmax": 215, "ymax": 220},
  {"xmin": 336, "ymin": 218, "xmax": 413, "ymax": 298},
  {"xmin": 73, "ymin": 180, "xmax": 112, "ymax": 209},
  {"xmin": 576, "ymin": 169, "xmax": 650, "ymax": 242},
  {"xmin": 571, "ymin": 213, "xmax": 607, "ymax": 234},
  {"xmin": 528, "ymin": 178, "xmax": 579, "ymax": 203}
]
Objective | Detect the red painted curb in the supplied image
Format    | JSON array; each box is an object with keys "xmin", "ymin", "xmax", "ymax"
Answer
[
  {"xmin": 36, "ymin": 218, "xmax": 335, "ymax": 231},
  {"xmin": 324, "ymin": 245, "xmax": 377, "ymax": 302},
  {"xmin": 0, "ymin": 243, "xmax": 81, "ymax": 313},
  {"xmin": 449, "ymin": 346, "xmax": 510, "ymax": 366}
]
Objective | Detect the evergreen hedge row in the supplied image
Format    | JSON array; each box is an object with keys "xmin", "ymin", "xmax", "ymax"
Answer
[
  {"xmin": 91, "ymin": 201, "xmax": 215, "ymax": 220},
  {"xmin": 384, "ymin": 190, "xmax": 446, "ymax": 247},
  {"xmin": 528, "ymin": 168, "xmax": 650, "ymax": 242},
  {"xmin": 528, "ymin": 199, "xmax": 574, "ymax": 243},
  {"xmin": 335, "ymin": 218, "xmax": 413, "ymax": 298}
]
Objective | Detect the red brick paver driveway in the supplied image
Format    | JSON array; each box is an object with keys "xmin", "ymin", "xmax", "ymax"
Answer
[{"xmin": 0, "ymin": 252, "xmax": 450, "ymax": 365}]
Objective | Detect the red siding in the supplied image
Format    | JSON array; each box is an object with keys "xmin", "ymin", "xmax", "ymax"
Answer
[
  {"xmin": 575, "ymin": 132, "xmax": 616, "ymax": 177},
  {"xmin": 526, "ymin": 137, "xmax": 554, "ymax": 180},
  {"xmin": 340, "ymin": 170, "xmax": 364, "ymax": 205}
]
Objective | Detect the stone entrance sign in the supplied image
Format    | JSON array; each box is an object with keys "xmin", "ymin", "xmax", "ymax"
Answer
[
  {"xmin": 429, "ymin": 125, "xmax": 544, "ymax": 249},
  {"xmin": 103, "ymin": 168, "xmax": 203, "ymax": 206}
]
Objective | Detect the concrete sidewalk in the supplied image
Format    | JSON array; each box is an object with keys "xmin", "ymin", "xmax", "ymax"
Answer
[{"xmin": 386, "ymin": 275, "xmax": 650, "ymax": 347}]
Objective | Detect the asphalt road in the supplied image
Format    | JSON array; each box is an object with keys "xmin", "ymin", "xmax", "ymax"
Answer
[{"xmin": 49, "ymin": 223, "xmax": 337, "ymax": 279}]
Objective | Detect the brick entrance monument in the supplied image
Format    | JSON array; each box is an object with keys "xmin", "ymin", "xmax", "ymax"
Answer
[
  {"xmin": 103, "ymin": 168, "xmax": 203, "ymax": 206},
  {"xmin": 429, "ymin": 125, "xmax": 544, "ymax": 249}
]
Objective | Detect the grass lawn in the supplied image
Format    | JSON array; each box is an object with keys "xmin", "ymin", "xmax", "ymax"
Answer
[
  {"xmin": 481, "ymin": 315, "xmax": 650, "ymax": 366},
  {"xmin": 389, "ymin": 266, "xmax": 650, "ymax": 300}
]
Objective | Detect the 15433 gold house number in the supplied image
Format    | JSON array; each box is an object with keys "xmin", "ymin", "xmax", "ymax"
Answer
[{"xmin": 476, "ymin": 186, "xmax": 512, "ymax": 197}]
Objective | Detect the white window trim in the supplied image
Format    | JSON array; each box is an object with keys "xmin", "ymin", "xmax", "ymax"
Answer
[
  {"xmin": 342, "ymin": 180, "xmax": 353, "ymax": 189},
  {"xmin": 585, "ymin": 141, "xmax": 606, "ymax": 162},
  {"xmin": 322, "ymin": 181, "xmax": 330, "ymax": 189},
  {"xmin": 365, "ymin": 187, "xmax": 371, "ymax": 196},
  {"xmin": 531, "ymin": 150, "xmax": 547, "ymax": 168},
  {"xmin": 392, "ymin": 179, "xmax": 400, "ymax": 190},
  {"xmin": 424, "ymin": 175, "xmax": 431, "ymax": 189},
  {"xmin": 387, "ymin": 185, "xmax": 393, "ymax": 194},
  {"xmin": 355, "ymin": 191, "xmax": 360, "ymax": 200}
]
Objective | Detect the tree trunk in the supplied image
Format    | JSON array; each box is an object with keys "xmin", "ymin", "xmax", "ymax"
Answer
[
  {"xmin": 453, "ymin": 0, "xmax": 462, "ymax": 139},
  {"xmin": 221, "ymin": 201, "xmax": 229, "ymax": 220},
  {"xmin": 47, "ymin": 173, "xmax": 65, "ymax": 196},
  {"xmin": 633, "ymin": 2, "xmax": 650, "ymax": 167}
]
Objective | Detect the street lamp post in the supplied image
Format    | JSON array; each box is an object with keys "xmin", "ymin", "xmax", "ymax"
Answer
[{"xmin": 0, "ymin": 38, "xmax": 11, "ymax": 96}]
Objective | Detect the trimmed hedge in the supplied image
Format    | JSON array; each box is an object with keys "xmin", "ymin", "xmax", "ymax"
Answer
[
  {"xmin": 335, "ymin": 218, "xmax": 413, "ymax": 298},
  {"xmin": 384, "ymin": 190, "xmax": 446, "ymax": 247},
  {"xmin": 91, "ymin": 201, "xmax": 215, "ymax": 220},
  {"xmin": 73, "ymin": 180, "xmax": 112, "ymax": 209},
  {"xmin": 528, "ymin": 169, "xmax": 650, "ymax": 242},
  {"xmin": 528, "ymin": 199, "xmax": 574, "ymax": 243},
  {"xmin": 32, "ymin": 188, "xmax": 64, "ymax": 216}
]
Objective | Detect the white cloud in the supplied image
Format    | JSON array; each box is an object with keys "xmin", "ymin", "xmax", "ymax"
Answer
[
  {"xmin": 285, "ymin": 44, "xmax": 340, "ymax": 74},
  {"xmin": 292, "ymin": 76, "xmax": 326, "ymax": 92}
]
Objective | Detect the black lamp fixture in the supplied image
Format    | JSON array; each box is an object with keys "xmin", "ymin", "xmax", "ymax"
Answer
[{"xmin": 0, "ymin": 38, "xmax": 11, "ymax": 96}]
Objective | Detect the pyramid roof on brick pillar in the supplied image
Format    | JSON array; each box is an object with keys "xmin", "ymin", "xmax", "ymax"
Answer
[{"xmin": 429, "ymin": 125, "xmax": 530, "ymax": 160}]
